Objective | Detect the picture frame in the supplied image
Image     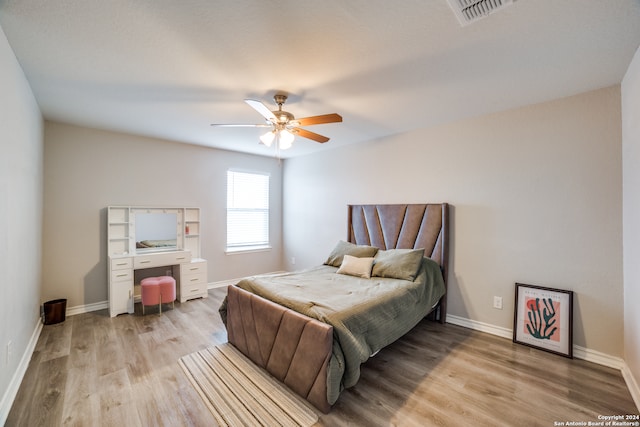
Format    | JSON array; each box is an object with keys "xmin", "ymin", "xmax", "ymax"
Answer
[{"xmin": 513, "ymin": 283, "xmax": 573, "ymax": 358}]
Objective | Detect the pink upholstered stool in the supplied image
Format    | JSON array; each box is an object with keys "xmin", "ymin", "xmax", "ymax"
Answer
[
  {"xmin": 158, "ymin": 276, "xmax": 176, "ymax": 312},
  {"xmin": 140, "ymin": 276, "xmax": 176, "ymax": 315}
]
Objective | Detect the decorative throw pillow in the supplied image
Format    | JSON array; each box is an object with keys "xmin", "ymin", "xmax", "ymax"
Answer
[
  {"xmin": 372, "ymin": 248, "xmax": 425, "ymax": 281},
  {"xmin": 324, "ymin": 240, "xmax": 379, "ymax": 267},
  {"xmin": 336, "ymin": 255, "xmax": 375, "ymax": 279}
]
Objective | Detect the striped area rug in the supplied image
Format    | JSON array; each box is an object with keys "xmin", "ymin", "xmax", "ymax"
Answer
[{"xmin": 179, "ymin": 343, "xmax": 319, "ymax": 427}]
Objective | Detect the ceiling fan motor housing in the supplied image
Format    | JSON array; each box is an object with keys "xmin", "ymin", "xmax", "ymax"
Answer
[
  {"xmin": 275, "ymin": 110, "xmax": 294, "ymax": 123},
  {"xmin": 273, "ymin": 94, "xmax": 294, "ymax": 124}
]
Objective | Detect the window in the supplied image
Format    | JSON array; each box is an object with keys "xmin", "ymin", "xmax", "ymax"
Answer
[{"xmin": 226, "ymin": 170, "xmax": 270, "ymax": 252}]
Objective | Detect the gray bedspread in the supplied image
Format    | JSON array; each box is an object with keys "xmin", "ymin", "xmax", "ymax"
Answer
[{"xmin": 220, "ymin": 257, "xmax": 445, "ymax": 405}]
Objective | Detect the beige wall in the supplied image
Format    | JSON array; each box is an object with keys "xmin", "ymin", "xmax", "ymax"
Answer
[
  {"xmin": 0, "ymin": 26, "xmax": 43, "ymax": 422},
  {"xmin": 42, "ymin": 122, "xmax": 283, "ymax": 308},
  {"xmin": 283, "ymin": 86, "xmax": 623, "ymax": 357},
  {"xmin": 622, "ymin": 45, "xmax": 640, "ymax": 405}
]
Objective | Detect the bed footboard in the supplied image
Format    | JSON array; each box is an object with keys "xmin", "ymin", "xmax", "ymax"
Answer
[{"xmin": 225, "ymin": 285, "xmax": 333, "ymax": 413}]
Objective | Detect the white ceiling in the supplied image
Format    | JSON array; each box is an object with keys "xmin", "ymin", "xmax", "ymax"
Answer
[{"xmin": 1, "ymin": 0, "xmax": 639, "ymax": 158}]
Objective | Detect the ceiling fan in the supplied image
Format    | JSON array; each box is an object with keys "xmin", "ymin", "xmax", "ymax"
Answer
[{"xmin": 211, "ymin": 94, "xmax": 342, "ymax": 150}]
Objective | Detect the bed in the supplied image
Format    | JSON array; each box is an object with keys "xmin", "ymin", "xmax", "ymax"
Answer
[{"xmin": 219, "ymin": 203, "xmax": 449, "ymax": 413}]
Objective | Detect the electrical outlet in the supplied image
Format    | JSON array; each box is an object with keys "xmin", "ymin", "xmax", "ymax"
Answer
[
  {"xmin": 291, "ymin": 257, "xmax": 296, "ymax": 265},
  {"xmin": 493, "ymin": 296, "xmax": 503, "ymax": 310},
  {"xmin": 165, "ymin": 269, "xmax": 172, "ymax": 277}
]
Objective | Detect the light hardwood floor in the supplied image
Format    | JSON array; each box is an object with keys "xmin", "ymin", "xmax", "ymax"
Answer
[{"xmin": 7, "ymin": 288, "xmax": 638, "ymax": 426}]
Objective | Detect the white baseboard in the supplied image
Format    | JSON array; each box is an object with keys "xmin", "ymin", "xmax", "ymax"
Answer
[
  {"xmin": 65, "ymin": 278, "xmax": 234, "ymax": 316},
  {"xmin": 446, "ymin": 314, "xmax": 639, "ymax": 411},
  {"xmin": 622, "ymin": 363, "xmax": 640, "ymax": 412},
  {"xmin": 0, "ymin": 317, "xmax": 42, "ymax": 426},
  {"xmin": 446, "ymin": 314, "xmax": 625, "ymax": 369},
  {"xmin": 66, "ymin": 300, "xmax": 108, "ymax": 316},
  {"xmin": 208, "ymin": 279, "xmax": 236, "ymax": 289},
  {"xmin": 446, "ymin": 314, "xmax": 513, "ymax": 339},
  {"xmin": 572, "ymin": 345, "xmax": 625, "ymax": 370},
  {"xmin": 61, "ymin": 272, "xmax": 288, "ymax": 316},
  {"xmin": 63, "ymin": 273, "xmax": 290, "ymax": 317}
]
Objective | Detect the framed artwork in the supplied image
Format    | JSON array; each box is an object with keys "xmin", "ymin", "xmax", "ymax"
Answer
[{"xmin": 513, "ymin": 283, "xmax": 574, "ymax": 358}]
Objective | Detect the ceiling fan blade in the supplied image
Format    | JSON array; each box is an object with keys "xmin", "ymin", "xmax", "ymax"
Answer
[
  {"xmin": 245, "ymin": 99, "xmax": 277, "ymax": 121},
  {"xmin": 293, "ymin": 128, "xmax": 330, "ymax": 143},
  {"xmin": 210, "ymin": 123, "xmax": 271, "ymax": 127},
  {"xmin": 294, "ymin": 113, "xmax": 342, "ymax": 127}
]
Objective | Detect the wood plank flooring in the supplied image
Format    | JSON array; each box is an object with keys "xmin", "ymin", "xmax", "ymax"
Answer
[{"xmin": 7, "ymin": 288, "xmax": 638, "ymax": 426}]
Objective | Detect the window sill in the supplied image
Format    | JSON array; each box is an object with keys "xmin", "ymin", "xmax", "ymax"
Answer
[{"xmin": 225, "ymin": 245, "xmax": 272, "ymax": 255}]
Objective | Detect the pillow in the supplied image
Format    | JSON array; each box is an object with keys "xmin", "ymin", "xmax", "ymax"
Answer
[
  {"xmin": 324, "ymin": 240, "xmax": 379, "ymax": 267},
  {"xmin": 337, "ymin": 255, "xmax": 375, "ymax": 279},
  {"xmin": 372, "ymin": 248, "xmax": 425, "ymax": 281}
]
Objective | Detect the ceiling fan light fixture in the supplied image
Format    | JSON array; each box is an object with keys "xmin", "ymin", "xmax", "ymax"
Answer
[
  {"xmin": 259, "ymin": 130, "xmax": 275, "ymax": 147},
  {"xmin": 278, "ymin": 129, "xmax": 294, "ymax": 150}
]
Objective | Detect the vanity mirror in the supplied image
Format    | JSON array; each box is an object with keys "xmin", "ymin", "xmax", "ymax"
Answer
[
  {"xmin": 133, "ymin": 211, "xmax": 179, "ymax": 253},
  {"xmin": 107, "ymin": 206, "xmax": 201, "ymax": 258}
]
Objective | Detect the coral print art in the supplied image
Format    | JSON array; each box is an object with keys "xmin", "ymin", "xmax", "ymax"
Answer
[
  {"xmin": 513, "ymin": 283, "xmax": 573, "ymax": 358},
  {"xmin": 524, "ymin": 297, "xmax": 560, "ymax": 342}
]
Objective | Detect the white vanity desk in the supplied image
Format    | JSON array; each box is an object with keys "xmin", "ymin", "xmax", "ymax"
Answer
[{"xmin": 107, "ymin": 206, "xmax": 208, "ymax": 317}]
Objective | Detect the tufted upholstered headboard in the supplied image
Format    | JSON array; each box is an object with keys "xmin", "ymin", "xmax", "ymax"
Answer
[{"xmin": 347, "ymin": 203, "xmax": 449, "ymax": 322}]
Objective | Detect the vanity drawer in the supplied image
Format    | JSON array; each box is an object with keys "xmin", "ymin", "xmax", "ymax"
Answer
[
  {"xmin": 110, "ymin": 268, "xmax": 133, "ymax": 283},
  {"xmin": 182, "ymin": 271, "xmax": 207, "ymax": 286},
  {"xmin": 111, "ymin": 257, "xmax": 133, "ymax": 270},
  {"xmin": 183, "ymin": 281, "xmax": 207, "ymax": 297},
  {"xmin": 134, "ymin": 251, "xmax": 191, "ymax": 269},
  {"xmin": 181, "ymin": 262, "xmax": 206, "ymax": 275}
]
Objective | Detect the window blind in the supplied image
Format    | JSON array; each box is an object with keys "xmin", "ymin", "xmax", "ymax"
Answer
[{"xmin": 226, "ymin": 170, "xmax": 270, "ymax": 250}]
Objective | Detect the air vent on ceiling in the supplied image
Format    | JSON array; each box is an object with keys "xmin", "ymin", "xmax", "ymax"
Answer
[{"xmin": 447, "ymin": 0, "xmax": 515, "ymax": 26}]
